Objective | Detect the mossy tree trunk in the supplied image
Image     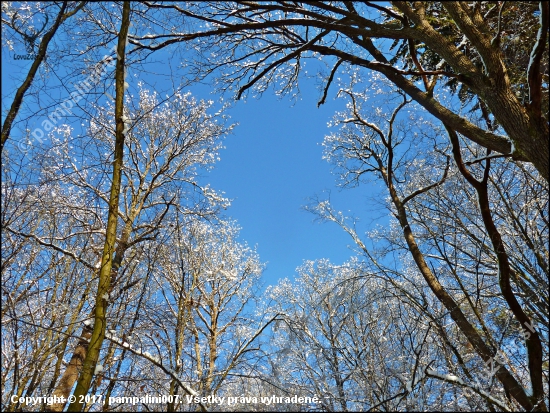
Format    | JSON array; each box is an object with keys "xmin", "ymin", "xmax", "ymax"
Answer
[{"xmin": 67, "ymin": 2, "xmax": 131, "ymax": 411}]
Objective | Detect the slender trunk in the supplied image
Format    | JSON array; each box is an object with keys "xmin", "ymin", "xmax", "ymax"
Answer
[
  {"xmin": 327, "ymin": 314, "xmax": 347, "ymax": 411},
  {"xmin": 102, "ymin": 268, "xmax": 151, "ymax": 411},
  {"xmin": 67, "ymin": 3, "xmax": 131, "ymax": 410},
  {"xmin": 1, "ymin": 1, "xmax": 85, "ymax": 153},
  {"xmin": 206, "ymin": 322, "xmax": 217, "ymax": 392},
  {"xmin": 379, "ymin": 160, "xmax": 535, "ymax": 411},
  {"xmin": 168, "ymin": 282, "xmax": 188, "ymax": 412},
  {"xmin": 448, "ymin": 128, "xmax": 547, "ymax": 411},
  {"xmin": 193, "ymin": 323, "xmax": 203, "ymax": 392},
  {"xmin": 49, "ymin": 235, "xmax": 132, "ymax": 411}
]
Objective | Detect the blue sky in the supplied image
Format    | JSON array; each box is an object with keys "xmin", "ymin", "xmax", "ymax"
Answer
[
  {"xmin": 2, "ymin": 38, "xmax": 384, "ymax": 290},
  {"xmin": 205, "ymin": 82, "xmax": 377, "ymax": 287}
]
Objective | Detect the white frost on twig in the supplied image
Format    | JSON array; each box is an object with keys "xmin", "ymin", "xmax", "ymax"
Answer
[{"xmin": 426, "ymin": 369, "xmax": 510, "ymax": 411}]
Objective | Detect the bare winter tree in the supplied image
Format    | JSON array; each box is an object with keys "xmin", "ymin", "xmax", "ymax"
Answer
[
  {"xmin": 128, "ymin": 1, "xmax": 549, "ymax": 181},
  {"xmin": 268, "ymin": 260, "xmax": 426, "ymax": 411},
  {"xmin": 111, "ymin": 217, "xmax": 271, "ymax": 411},
  {"xmin": 313, "ymin": 80, "xmax": 548, "ymax": 410},
  {"xmin": 2, "ymin": 83, "xmax": 232, "ymax": 413},
  {"xmin": 1, "ymin": 1, "xmax": 86, "ymax": 152},
  {"xmin": 2, "ymin": 2, "xmax": 548, "ymax": 412}
]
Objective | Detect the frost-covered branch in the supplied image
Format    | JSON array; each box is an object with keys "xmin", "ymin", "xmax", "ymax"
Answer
[
  {"xmin": 5, "ymin": 227, "xmax": 95, "ymax": 270},
  {"xmin": 103, "ymin": 332, "xmax": 208, "ymax": 411},
  {"xmin": 425, "ymin": 369, "xmax": 511, "ymax": 411}
]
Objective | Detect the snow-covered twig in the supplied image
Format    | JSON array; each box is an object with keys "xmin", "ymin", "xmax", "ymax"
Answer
[
  {"xmin": 6, "ymin": 227, "xmax": 95, "ymax": 270},
  {"xmin": 103, "ymin": 332, "xmax": 208, "ymax": 411},
  {"xmin": 425, "ymin": 369, "xmax": 510, "ymax": 411},
  {"xmin": 464, "ymin": 153, "xmax": 511, "ymax": 166}
]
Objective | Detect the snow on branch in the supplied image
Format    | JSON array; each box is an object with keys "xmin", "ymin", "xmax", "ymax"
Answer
[
  {"xmin": 103, "ymin": 332, "xmax": 208, "ymax": 411},
  {"xmin": 425, "ymin": 369, "xmax": 510, "ymax": 411},
  {"xmin": 5, "ymin": 227, "xmax": 95, "ymax": 270}
]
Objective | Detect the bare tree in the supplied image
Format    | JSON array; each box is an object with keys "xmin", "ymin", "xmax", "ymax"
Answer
[
  {"xmin": 3, "ymin": 77, "xmax": 232, "ymax": 413},
  {"xmin": 128, "ymin": 1, "xmax": 549, "ymax": 181},
  {"xmin": 315, "ymin": 82, "xmax": 547, "ymax": 410},
  {"xmin": 1, "ymin": 1, "xmax": 86, "ymax": 152}
]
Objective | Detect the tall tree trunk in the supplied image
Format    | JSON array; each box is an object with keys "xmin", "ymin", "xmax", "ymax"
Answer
[
  {"xmin": 49, "ymin": 325, "xmax": 93, "ymax": 412},
  {"xmin": 67, "ymin": 3, "xmax": 131, "ymax": 411},
  {"xmin": 379, "ymin": 159, "xmax": 536, "ymax": 411},
  {"xmin": 448, "ymin": 127, "xmax": 547, "ymax": 411},
  {"xmin": 167, "ymin": 276, "xmax": 189, "ymax": 412},
  {"xmin": 48, "ymin": 281, "xmax": 94, "ymax": 412}
]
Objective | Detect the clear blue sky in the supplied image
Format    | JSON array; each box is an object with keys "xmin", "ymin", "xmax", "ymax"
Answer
[{"xmin": 204, "ymin": 82, "xmax": 378, "ymax": 287}]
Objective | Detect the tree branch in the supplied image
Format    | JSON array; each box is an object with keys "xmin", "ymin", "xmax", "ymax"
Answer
[
  {"xmin": 318, "ymin": 58, "xmax": 343, "ymax": 107},
  {"xmin": 1, "ymin": 1, "xmax": 86, "ymax": 153},
  {"xmin": 402, "ymin": 155, "xmax": 450, "ymax": 205},
  {"xmin": 425, "ymin": 369, "xmax": 511, "ymax": 411},
  {"xmin": 237, "ymin": 29, "xmax": 329, "ymax": 99},
  {"xmin": 5, "ymin": 227, "xmax": 95, "ymax": 270},
  {"xmin": 527, "ymin": 1, "xmax": 549, "ymax": 119}
]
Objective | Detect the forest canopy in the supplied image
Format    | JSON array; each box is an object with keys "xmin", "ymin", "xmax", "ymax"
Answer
[{"xmin": 2, "ymin": 2, "xmax": 548, "ymax": 412}]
